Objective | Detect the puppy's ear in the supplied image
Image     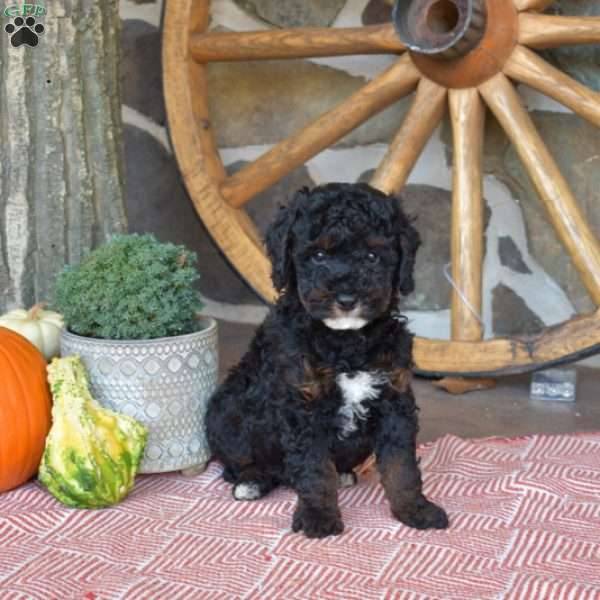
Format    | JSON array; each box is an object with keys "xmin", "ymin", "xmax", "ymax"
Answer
[
  {"xmin": 265, "ymin": 188, "xmax": 305, "ymax": 292},
  {"xmin": 396, "ymin": 205, "xmax": 421, "ymax": 296}
]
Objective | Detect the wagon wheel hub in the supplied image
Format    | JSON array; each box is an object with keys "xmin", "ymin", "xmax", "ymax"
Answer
[
  {"xmin": 395, "ymin": 0, "xmax": 518, "ymax": 88},
  {"xmin": 393, "ymin": 0, "xmax": 487, "ymax": 58}
]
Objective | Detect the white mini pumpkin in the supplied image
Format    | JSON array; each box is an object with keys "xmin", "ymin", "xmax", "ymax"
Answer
[{"xmin": 0, "ymin": 303, "xmax": 64, "ymax": 361}]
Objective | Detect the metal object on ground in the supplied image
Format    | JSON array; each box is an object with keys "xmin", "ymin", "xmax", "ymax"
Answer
[{"xmin": 530, "ymin": 369, "xmax": 577, "ymax": 402}]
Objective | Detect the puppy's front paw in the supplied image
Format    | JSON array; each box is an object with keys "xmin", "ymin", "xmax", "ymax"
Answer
[
  {"xmin": 393, "ymin": 497, "xmax": 449, "ymax": 530},
  {"xmin": 292, "ymin": 505, "xmax": 344, "ymax": 538}
]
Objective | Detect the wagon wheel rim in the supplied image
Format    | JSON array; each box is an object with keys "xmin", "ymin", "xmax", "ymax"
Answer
[{"xmin": 163, "ymin": 0, "xmax": 600, "ymax": 377}]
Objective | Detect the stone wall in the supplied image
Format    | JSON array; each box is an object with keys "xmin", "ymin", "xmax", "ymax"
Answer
[{"xmin": 120, "ymin": 0, "xmax": 600, "ymax": 352}]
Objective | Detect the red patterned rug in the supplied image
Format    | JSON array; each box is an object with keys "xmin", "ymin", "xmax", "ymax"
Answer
[{"xmin": 2, "ymin": 432, "xmax": 600, "ymax": 599}]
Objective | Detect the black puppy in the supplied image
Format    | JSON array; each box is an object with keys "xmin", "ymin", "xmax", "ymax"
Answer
[{"xmin": 206, "ymin": 182, "xmax": 448, "ymax": 538}]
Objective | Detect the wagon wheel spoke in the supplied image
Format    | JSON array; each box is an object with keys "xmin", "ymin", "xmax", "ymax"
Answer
[
  {"xmin": 504, "ymin": 46, "xmax": 600, "ymax": 128},
  {"xmin": 519, "ymin": 14, "xmax": 600, "ymax": 49},
  {"xmin": 448, "ymin": 88, "xmax": 486, "ymax": 341},
  {"xmin": 190, "ymin": 24, "xmax": 404, "ymax": 62},
  {"xmin": 371, "ymin": 78, "xmax": 447, "ymax": 195},
  {"xmin": 513, "ymin": 0, "xmax": 554, "ymax": 12},
  {"xmin": 479, "ymin": 73, "xmax": 600, "ymax": 306},
  {"xmin": 220, "ymin": 55, "xmax": 421, "ymax": 208}
]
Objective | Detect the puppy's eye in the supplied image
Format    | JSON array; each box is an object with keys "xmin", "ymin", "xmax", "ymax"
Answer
[
  {"xmin": 312, "ymin": 251, "xmax": 328, "ymax": 264},
  {"xmin": 366, "ymin": 252, "xmax": 379, "ymax": 264}
]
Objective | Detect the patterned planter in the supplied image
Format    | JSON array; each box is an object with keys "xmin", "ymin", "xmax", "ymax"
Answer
[{"xmin": 60, "ymin": 318, "xmax": 218, "ymax": 474}]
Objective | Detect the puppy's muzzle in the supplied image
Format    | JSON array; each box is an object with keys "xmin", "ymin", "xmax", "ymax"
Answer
[
  {"xmin": 335, "ymin": 293, "xmax": 358, "ymax": 311},
  {"xmin": 324, "ymin": 300, "xmax": 368, "ymax": 331}
]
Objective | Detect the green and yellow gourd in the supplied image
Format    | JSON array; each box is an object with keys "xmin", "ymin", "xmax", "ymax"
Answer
[{"xmin": 39, "ymin": 356, "xmax": 148, "ymax": 509}]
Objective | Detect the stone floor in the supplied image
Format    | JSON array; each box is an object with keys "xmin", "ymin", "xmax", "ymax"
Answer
[{"xmin": 217, "ymin": 320, "xmax": 600, "ymax": 445}]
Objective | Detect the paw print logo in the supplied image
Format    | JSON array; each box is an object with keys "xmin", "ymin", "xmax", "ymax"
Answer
[{"xmin": 4, "ymin": 16, "xmax": 45, "ymax": 48}]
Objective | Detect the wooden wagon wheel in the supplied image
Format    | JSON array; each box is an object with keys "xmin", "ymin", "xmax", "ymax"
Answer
[{"xmin": 163, "ymin": 0, "xmax": 600, "ymax": 377}]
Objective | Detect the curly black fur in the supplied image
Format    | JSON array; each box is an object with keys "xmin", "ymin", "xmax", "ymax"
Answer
[{"xmin": 206, "ymin": 183, "xmax": 448, "ymax": 538}]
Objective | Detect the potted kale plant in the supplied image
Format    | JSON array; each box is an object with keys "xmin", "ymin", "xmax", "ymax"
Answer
[{"xmin": 53, "ymin": 234, "xmax": 218, "ymax": 475}]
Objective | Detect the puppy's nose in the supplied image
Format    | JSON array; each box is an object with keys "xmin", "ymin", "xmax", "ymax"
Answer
[{"xmin": 336, "ymin": 293, "xmax": 358, "ymax": 311}]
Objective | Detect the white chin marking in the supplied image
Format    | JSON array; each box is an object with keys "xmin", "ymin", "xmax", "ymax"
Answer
[
  {"xmin": 233, "ymin": 482, "xmax": 261, "ymax": 501},
  {"xmin": 324, "ymin": 317, "xmax": 368, "ymax": 330}
]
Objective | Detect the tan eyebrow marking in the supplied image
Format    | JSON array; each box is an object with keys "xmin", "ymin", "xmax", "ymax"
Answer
[
  {"xmin": 366, "ymin": 237, "xmax": 388, "ymax": 248},
  {"xmin": 312, "ymin": 235, "xmax": 335, "ymax": 250}
]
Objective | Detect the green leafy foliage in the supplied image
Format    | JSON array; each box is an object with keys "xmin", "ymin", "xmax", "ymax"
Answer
[{"xmin": 53, "ymin": 234, "xmax": 204, "ymax": 340}]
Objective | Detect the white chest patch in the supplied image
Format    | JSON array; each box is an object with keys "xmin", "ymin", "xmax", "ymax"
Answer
[{"xmin": 336, "ymin": 371, "xmax": 386, "ymax": 438}]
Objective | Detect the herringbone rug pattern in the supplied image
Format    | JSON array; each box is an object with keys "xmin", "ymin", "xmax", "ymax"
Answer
[{"xmin": 2, "ymin": 432, "xmax": 600, "ymax": 599}]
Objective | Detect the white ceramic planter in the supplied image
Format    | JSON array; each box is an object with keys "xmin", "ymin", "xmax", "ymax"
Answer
[{"xmin": 60, "ymin": 317, "xmax": 218, "ymax": 474}]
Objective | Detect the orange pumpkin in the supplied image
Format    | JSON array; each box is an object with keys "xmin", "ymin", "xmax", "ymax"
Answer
[{"xmin": 0, "ymin": 327, "xmax": 52, "ymax": 493}]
